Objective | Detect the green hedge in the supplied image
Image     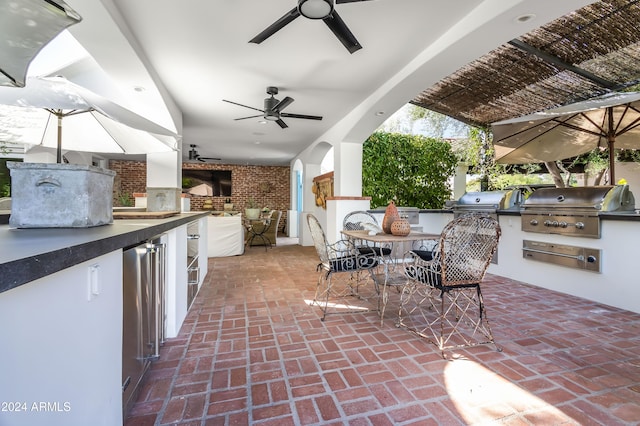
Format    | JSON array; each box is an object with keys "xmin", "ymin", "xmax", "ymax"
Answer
[{"xmin": 362, "ymin": 132, "xmax": 458, "ymax": 209}]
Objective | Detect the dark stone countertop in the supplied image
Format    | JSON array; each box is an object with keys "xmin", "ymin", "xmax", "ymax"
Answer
[
  {"xmin": 0, "ymin": 212, "xmax": 210, "ymax": 294},
  {"xmin": 370, "ymin": 207, "xmax": 640, "ymax": 220}
]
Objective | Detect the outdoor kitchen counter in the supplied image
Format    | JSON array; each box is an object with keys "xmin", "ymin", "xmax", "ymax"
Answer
[
  {"xmin": 0, "ymin": 211, "xmax": 210, "ymax": 294},
  {"xmin": 374, "ymin": 208, "xmax": 640, "ymax": 314},
  {"xmin": 411, "ymin": 208, "xmax": 640, "ymax": 220},
  {"xmin": 497, "ymin": 209, "xmax": 640, "ymax": 221}
]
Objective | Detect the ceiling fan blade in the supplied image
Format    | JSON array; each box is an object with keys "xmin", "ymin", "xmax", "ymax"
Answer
[
  {"xmin": 281, "ymin": 112, "xmax": 323, "ymax": 120},
  {"xmin": 223, "ymin": 99, "xmax": 264, "ymax": 113},
  {"xmin": 273, "ymin": 96, "xmax": 294, "ymax": 113},
  {"xmin": 200, "ymin": 157, "xmax": 221, "ymax": 161},
  {"xmin": 336, "ymin": 0, "xmax": 374, "ymax": 3},
  {"xmin": 276, "ymin": 119, "xmax": 288, "ymax": 129},
  {"xmin": 249, "ymin": 7, "xmax": 300, "ymax": 44},
  {"xmin": 234, "ymin": 114, "xmax": 264, "ymax": 121},
  {"xmin": 323, "ymin": 11, "xmax": 362, "ymax": 53}
]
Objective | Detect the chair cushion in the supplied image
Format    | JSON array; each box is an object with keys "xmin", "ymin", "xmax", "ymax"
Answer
[
  {"xmin": 356, "ymin": 246, "xmax": 392, "ymax": 257},
  {"xmin": 330, "ymin": 254, "xmax": 378, "ymax": 272},
  {"xmin": 411, "ymin": 250, "xmax": 433, "ymax": 261}
]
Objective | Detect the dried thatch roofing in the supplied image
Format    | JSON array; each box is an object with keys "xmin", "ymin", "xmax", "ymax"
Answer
[{"xmin": 411, "ymin": 0, "xmax": 640, "ymax": 127}]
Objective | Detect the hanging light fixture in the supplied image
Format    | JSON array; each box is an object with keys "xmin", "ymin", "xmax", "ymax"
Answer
[{"xmin": 298, "ymin": 0, "xmax": 334, "ymax": 19}]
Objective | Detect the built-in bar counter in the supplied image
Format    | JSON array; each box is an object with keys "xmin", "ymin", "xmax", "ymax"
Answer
[
  {"xmin": 0, "ymin": 211, "xmax": 210, "ymax": 426},
  {"xmin": 0, "ymin": 211, "xmax": 209, "ymax": 293}
]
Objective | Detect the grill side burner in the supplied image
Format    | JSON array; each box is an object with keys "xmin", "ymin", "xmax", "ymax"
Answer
[{"xmin": 521, "ymin": 185, "xmax": 635, "ymax": 238}]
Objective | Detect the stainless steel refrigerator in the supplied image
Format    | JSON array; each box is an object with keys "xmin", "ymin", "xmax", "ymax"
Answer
[{"xmin": 122, "ymin": 236, "xmax": 166, "ymax": 416}]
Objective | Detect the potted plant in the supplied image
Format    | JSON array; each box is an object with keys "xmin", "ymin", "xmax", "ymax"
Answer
[{"xmin": 245, "ymin": 197, "xmax": 260, "ymax": 219}]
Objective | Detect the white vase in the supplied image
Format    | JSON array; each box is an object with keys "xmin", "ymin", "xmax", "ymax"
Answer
[{"xmin": 245, "ymin": 208, "xmax": 260, "ymax": 219}]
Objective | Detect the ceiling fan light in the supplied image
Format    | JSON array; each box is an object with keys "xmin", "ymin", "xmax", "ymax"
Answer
[
  {"xmin": 298, "ymin": 0, "xmax": 333, "ymax": 19},
  {"xmin": 264, "ymin": 110, "xmax": 279, "ymax": 121}
]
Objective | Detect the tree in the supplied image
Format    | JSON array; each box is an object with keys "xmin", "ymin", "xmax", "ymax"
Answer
[
  {"xmin": 362, "ymin": 132, "xmax": 458, "ymax": 209},
  {"xmin": 378, "ymin": 104, "xmax": 469, "ymax": 139},
  {"xmin": 378, "ymin": 103, "xmax": 626, "ymax": 190}
]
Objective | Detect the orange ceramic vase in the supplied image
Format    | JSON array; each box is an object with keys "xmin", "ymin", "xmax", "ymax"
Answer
[
  {"xmin": 382, "ymin": 200, "xmax": 399, "ymax": 234},
  {"xmin": 390, "ymin": 217, "xmax": 411, "ymax": 236}
]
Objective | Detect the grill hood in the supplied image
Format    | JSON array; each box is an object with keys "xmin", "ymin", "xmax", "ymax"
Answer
[{"xmin": 522, "ymin": 185, "xmax": 635, "ymax": 213}]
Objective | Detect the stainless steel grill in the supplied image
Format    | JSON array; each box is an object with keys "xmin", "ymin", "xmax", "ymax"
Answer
[
  {"xmin": 450, "ymin": 190, "xmax": 522, "ymax": 266},
  {"xmin": 521, "ymin": 185, "xmax": 635, "ymax": 238},
  {"xmin": 452, "ymin": 190, "xmax": 523, "ymax": 217},
  {"xmin": 396, "ymin": 206, "xmax": 419, "ymax": 225}
]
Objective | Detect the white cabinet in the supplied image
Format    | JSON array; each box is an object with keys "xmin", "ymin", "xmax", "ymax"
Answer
[
  {"xmin": 187, "ymin": 220, "xmax": 200, "ymax": 308},
  {"xmin": 165, "ymin": 216, "xmax": 208, "ymax": 338},
  {"xmin": 0, "ymin": 251, "xmax": 123, "ymax": 426},
  {"xmin": 207, "ymin": 215, "xmax": 244, "ymax": 257}
]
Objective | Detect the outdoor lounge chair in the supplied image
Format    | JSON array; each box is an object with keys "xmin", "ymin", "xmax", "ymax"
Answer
[{"xmin": 246, "ymin": 210, "xmax": 282, "ymax": 247}]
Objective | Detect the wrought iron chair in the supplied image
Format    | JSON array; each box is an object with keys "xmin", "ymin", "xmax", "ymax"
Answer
[
  {"xmin": 343, "ymin": 210, "xmax": 392, "ymax": 258},
  {"xmin": 342, "ymin": 210, "xmax": 394, "ymax": 291},
  {"xmin": 307, "ymin": 214, "xmax": 378, "ymax": 321},
  {"xmin": 398, "ymin": 214, "xmax": 501, "ymax": 355}
]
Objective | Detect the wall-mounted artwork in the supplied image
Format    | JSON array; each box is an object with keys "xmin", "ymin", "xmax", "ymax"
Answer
[{"xmin": 312, "ymin": 171, "xmax": 333, "ymax": 209}]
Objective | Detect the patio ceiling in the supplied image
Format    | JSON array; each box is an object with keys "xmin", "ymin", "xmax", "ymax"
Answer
[
  {"xmin": 411, "ymin": 0, "xmax": 640, "ymax": 127},
  {"xmin": 26, "ymin": 1, "xmax": 593, "ymax": 166}
]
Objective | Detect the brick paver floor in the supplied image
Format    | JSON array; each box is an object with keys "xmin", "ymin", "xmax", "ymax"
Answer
[{"xmin": 125, "ymin": 239, "xmax": 640, "ymax": 425}]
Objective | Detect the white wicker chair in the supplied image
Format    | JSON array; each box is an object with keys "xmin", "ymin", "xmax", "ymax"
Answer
[
  {"xmin": 399, "ymin": 214, "xmax": 501, "ymax": 355},
  {"xmin": 307, "ymin": 214, "xmax": 378, "ymax": 321}
]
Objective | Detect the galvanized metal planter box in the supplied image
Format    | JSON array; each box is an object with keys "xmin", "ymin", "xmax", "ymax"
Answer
[{"xmin": 8, "ymin": 162, "xmax": 116, "ymax": 228}]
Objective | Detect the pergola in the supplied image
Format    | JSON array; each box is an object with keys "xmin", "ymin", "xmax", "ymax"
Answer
[{"xmin": 411, "ymin": 0, "xmax": 640, "ymax": 128}]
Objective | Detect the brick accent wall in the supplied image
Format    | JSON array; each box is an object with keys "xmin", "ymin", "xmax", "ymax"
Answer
[
  {"xmin": 109, "ymin": 160, "xmax": 291, "ymax": 228},
  {"xmin": 110, "ymin": 160, "xmax": 147, "ymax": 206}
]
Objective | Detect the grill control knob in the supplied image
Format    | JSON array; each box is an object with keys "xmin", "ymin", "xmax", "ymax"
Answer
[
  {"xmin": 575, "ymin": 222, "xmax": 585, "ymax": 229},
  {"xmin": 529, "ymin": 219, "xmax": 538, "ymax": 226},
  {"xmin": 544, "ymin": 220, "xmax": 552, "ymax": 227},
  {"xmin": 559, "ymin": 221, "xmax": 568, "ymax": 228},
  {"xmin": 551, "ymin": 220, "xmax": 559, "ymax": 227},
  {"xmin": 587, "ymin": 255, "xmax": 597, "ymax": 263}
]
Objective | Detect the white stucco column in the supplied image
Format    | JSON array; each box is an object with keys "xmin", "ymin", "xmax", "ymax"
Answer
[
  {"xmin": 299, "ymin": 162, "xmax": 323, "ymax": 246},
  {"xmin": 322, "ymin": 141, "xmax": 370, "ymax": 243},
  {"xmin": 146, "ymin": 149, "xmax": 182, "ymax": 212},
  {"xmin": 333, "ymin": 141, "xmax": 363, "ymax": 196},
  {"xmin": 453, "ymin": 163, "xmax": 468, "ymax": 200}
]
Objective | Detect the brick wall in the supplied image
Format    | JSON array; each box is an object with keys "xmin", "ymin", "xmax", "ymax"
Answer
[
  {"xmin": 109, "ymin": 160, "xmax": 291, "ymax": 228},
  {"xmin": 110, "ymin": 160, "xmax": 147, "ymax": 206}
]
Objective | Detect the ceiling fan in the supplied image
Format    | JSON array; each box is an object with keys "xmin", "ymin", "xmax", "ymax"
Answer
[
  {"xmin": 222, "ymin": 86, "xmax": 323, "ymax": 129},
  {"xmin": 249, "ymin": 0, "xmax": 372, "ymax": 54},
  {"xmin": 188, "ymin": 144, "xmax": 220, "ymax": 162}
]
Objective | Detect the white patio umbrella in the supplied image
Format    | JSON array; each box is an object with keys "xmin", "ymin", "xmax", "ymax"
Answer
[
  {"xmin": 492, "ymin": 92, "xmax": 640, "ymax": 184},
  {"xmin": 188, "ymin": 183, "xmax": 213, "ymax": 196},
  {"xmin": 0, "ymin": 0, "xmax": 81, "ymax": 87},
  {"xmin": 0, "ymin": 76, "xmax": 179, "ymax": 162}
]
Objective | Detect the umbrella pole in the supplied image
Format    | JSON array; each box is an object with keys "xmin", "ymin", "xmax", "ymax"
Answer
[
  {"xmin": 608, "ymin": 109, "xmax": 615, "ymax": 184},
  {"xmin": 57, "ymin": 114, "xmax": 63, "ymax": 164},
  {"xmin": 608, "ymin": 138, "xmax": 615, "ymax": 184}
]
